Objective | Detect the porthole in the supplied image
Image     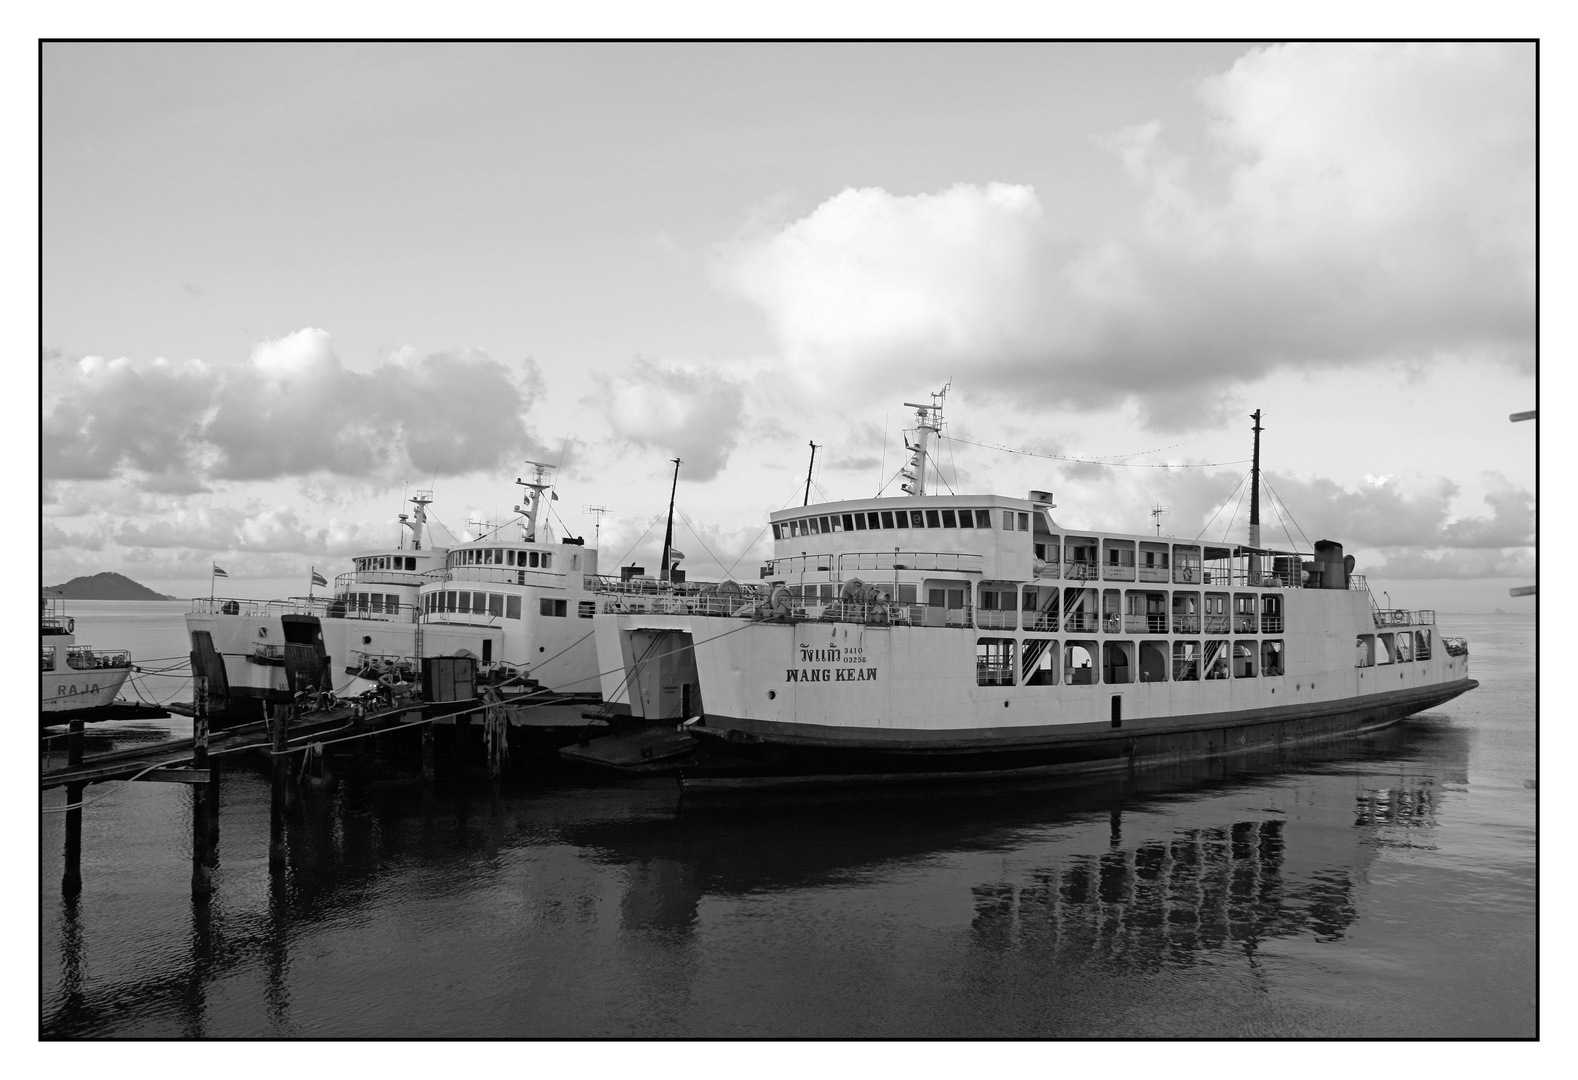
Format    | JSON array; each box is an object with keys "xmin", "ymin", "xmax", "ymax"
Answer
[
  {"xmin": 363, "ymin": 635, "xmax": 372, "ymax": 645},
  {"xmin": 767, "ymin": 690, "xmax": 776, "ymax": 700}
]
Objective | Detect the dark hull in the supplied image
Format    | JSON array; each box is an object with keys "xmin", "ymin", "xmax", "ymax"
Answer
[{"xmin": 680, "ymin": 678, "xmax": 1479, "ymax": 791}]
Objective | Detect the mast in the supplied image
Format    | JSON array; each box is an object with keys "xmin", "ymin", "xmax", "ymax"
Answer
[
  {"xmin": 399, "ymin": 490, "xmax": 433, "ymax": 551},
  {"xmin": 803, "ymin": 442, "xmax": 818, "ymax": 506},
  {"xmin": 514, "ymin": 462, "xmax": 553, "ymax": 543},
  {"xmin": 900, "ymin": 384, "xmax": 949, "ymax": 497},
  {"xmin": 1248, "ymin": 410, "xmax": 1262, "ymax": 549},
  {"xmin": 659, "ymin": 457, "xmax": 681, "ymax": 582}
]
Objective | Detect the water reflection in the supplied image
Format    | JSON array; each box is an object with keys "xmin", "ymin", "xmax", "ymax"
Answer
[{"xmin": 43, "ymin": 716, "xmax": 1472, "ymax": 1036}]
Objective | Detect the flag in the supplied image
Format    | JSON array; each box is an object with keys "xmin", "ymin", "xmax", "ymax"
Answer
[
  {"xmin": 311, "ymin": 568, "xmax": 328, "ymax": 587},
  {"xmin": 212, "ymin": 564, "xmax": 228, "ymax": 578}
]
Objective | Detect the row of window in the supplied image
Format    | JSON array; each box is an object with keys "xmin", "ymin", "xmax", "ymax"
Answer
[
  {"xmin": 975, "ymin": 638, "xmax": 1286, "ymax": 687},
  {"xmin": 450, "ymin": 547, "xmax": 553, "ymax": 569},
  {"xmin": 420, "ymin": 590, "xmax": 595, "ymax": 620},
  {"xmin": 338, "ymin": 591, "xmax": 404, "ymax": 614},
  {"xmin": 776, "ymin": 508, "xmax": 1034, "ymax": 540},
  {"xmin": 1356, "ymin": 631, "xmax": 1432, "ymax": 666},
  {"xmin": 355, "ymin": 555, "xmax": 419, "ymax": 572}
]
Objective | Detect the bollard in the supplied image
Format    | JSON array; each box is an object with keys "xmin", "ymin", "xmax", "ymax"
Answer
[{"xmin": 62, "ymin": 718, "xmax": 85, "ymax": 897}]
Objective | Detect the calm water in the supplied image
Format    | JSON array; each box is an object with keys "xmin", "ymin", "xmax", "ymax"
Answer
[{"xmin": 41, "ymin": 603, "xmax": 1536, "ymax": 1038}]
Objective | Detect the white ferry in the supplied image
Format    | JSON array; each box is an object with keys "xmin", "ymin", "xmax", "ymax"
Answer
[
  {"xmin": 592, "ymin": 392, "xmax": 1478, "ymax": 784},
  {"xmin": 41, "ymin": 597, "xmax": 133, "ymax": 717},
  {"xmin": 187, "ymin": 465, "xmax": 606, "ymax": 734}
]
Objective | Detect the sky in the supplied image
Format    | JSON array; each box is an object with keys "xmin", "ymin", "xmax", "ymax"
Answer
[{"xmin": 40, "ymin": 41, "xmax": 1538, "ymax": 613}]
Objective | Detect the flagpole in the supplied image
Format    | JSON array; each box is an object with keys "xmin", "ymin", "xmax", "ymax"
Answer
[{"xmin": 210, "ymin": 565, "xmax": 215, "ymax": 601}]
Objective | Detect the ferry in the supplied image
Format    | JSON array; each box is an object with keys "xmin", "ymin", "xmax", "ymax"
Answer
[
  {"xmin": 41, "ymin": 597, "xmax": 133, "ymax": 717},
  {"xmin": 186, "ymin": 465, "xmax": 607, "ymax": 736},
  {"xmin": 590, "ymin": 391, "xmax": 1478, "ymax": 787}
]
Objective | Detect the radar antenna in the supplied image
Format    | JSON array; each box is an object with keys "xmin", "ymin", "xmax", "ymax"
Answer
[
  {"xmin": 513, "ymin": 461, "xmax": 556, "ymax": 543},
  {"xmin": 583, "ymin": 504, "xmax": 610, "ymax": 546}
]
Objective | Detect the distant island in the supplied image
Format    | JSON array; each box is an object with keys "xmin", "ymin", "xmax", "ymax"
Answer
[{"xmin": 43, "ymin": 572, "xmax": 176, "ymax": 601}]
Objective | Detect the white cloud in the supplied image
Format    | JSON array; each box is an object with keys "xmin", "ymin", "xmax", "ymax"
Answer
[
  {"xmin": 42, "ymin": 329, "xmax": 548, "ymax": 484},
  {"xmin": 600, "ymin": 357, "xmax": 748, "ymax": 480},
  {"xmin": 711, "ymin": 44, "xmax": 1533, "ymax": 425}
]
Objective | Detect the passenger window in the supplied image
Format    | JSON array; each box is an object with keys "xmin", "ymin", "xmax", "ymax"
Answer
[
  {"xmin": 926, "ymin": 510, "xmax": 941, "ymax": 528},
  {"xmin": 941, "ymin": 510, "xmax": 957, "ymax": 528}
]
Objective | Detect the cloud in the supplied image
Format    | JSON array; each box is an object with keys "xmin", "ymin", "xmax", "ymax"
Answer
[
  {"xmin": 599, "ymin": 357, "xmax": 748, "ymax": 480},
  {"xmin": 712, "ymin": 44, "xmax": 1532, "ymax": 424},
  {"xmin": 42, "ymin": 329, "xmax": 547, "ymax": 484}
]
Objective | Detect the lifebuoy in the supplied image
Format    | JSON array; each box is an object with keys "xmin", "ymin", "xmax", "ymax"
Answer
[
  {"xmin": 65, "ymin": 618, "xmax": 74, "ymax": 634},
  {"xmin": 1105, "ymin": 615, "xmax": 1120, "ymax": 633}
]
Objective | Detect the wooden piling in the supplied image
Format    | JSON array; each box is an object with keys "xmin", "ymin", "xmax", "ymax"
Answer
[
  {"xmin": 269, "ymin": 703, "xmax": 290, "ymax": 870},
  {"xmin": 62, "ymin": 718, "xmax": 85, "ymax": 897},
  {"xmin": 191, "ymin": 704, "xmax": 212, "ymax": 896}
]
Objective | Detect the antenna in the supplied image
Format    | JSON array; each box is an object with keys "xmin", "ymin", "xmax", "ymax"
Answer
[
  {"xmin": 1151, "ymin": 503, "xmax": 1170, "ymax": 536},
  {"xmin": 583, "ymin": 504, "xmax": 610, "ymax": 546}
]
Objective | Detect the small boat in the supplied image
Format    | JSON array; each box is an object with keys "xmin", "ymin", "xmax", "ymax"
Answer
[
  {"xmin": 40, "ymin": 597, "xmax": 134, "ymax": 717},
  {"xmin": 589, "ymin": 390, "xmax": 1479, "ymax": 786}
]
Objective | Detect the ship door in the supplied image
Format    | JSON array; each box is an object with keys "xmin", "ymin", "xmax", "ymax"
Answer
[
  {"xmin": 482, "ymin": 639, "xmax": 493, "ymax": 664},
  {"xmin": 1111, "ymin": 695, "xmax": 1122, "ymax": 728}
]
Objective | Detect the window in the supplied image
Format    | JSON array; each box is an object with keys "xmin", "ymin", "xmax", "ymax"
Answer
[
  {"xmin": 975, "ymin": 509, "xmax": 992, "ymax": 528},
  {"xmin": 1023, "ymin": 638, "xmax": 1058, "ymax": 684},
  {"xmin": 854, "ymin": 513, "xmax": 868, "ymax": 530},
  {"xmin": 1173, "ymin": 640, "xmax": 1200, "ymax": 681},
  {"xmin": 808, "ymin": 517, "xmax": 820, "ymax": 534},
  {"xmin": 1018, "ymin": 513, "xmax": 1029, "ymax": 531},
  {"xmin": 843, "ymin": 514, "xmax": 855, "ymax": 530},
  {"xmin": 484, "ymin": 549, "xmax": 493, "ymax": 565},
  {"xmin": 925, "ymin": 510, "xmax": 941, "ymax": 528},
  {"xmin": 911, "ymin": 511, "xmax": 925, "ymax": 528},
  {"xmin": 976, "ymin": 638, "xmax": 1015, "ymax": 685},
  {"xmin": 772, "ymin": 523, "xmax": 782, "ymax": 540},
  {"xmin": 1261, "ymin": 640, "xmax": 1283, "ymax": 676},
  {"xmin": 473, "ymin": 591, "xmax": 488, "ymax": 613},
  {"xmin": 881, "ymin": 511, "xmax": 895, "ymax": 529},
  {"xmin": 578, "ymin": 601, "xmax": 595, "ymax": 618},
  {"xmin": 1376, "ymin": 633, "xmax": 1394, "ymax": 665},
  {"xmin": 941, "ymin": 509, "xmax": 957, "ymax": 527},
  {"xmin": 540, "ymin": 598, "xmax": 567, "ymax": 617},
  {"xmin": 506, "ymin": 596, "xmax": 522, "ymax": 619},
  {"xmin": 1233, "ymin": 641, "xmax": 1256, "ymax": 677},
  {"xmin": 488, "ymin": 593, "xmax": 504, "ymax": 617},
  {"xmin": 542, "ymin": 553, "xmax": 552, "ymax": 569},
  {"xmin": 1138, "ymin": 641, "xmax": 1168, "ymax": 682},
  {"xmin": 1103, "ymin": 641, "xmax": 1134, "ymax": 684},
  {"xmin": 458, "ymin": 592, "xmax": 471, "ymax": 614},
  {"xmin": 1204, "ymin": 639, "xmax": 1230, "ymax": 679},
  {"xmin": 1396, "ymin": 634, "xmax": 1412, "ymax": 662},
  {"xmin": 895, "ymin": 584, "xmax": 918, "ymax": 604},
  {"xmin": 1003, "ymin": 511, "xmax": 1015, "ymax": 530},
  {"xmin": 1356, "ymin": 635, "xmax": 1375, "ymax": 668},
  {"xmin": 820, "ymin": 516, "xmax": 832, "ymax": 533},
  {"xmin": 1065, "ymin": 641, "xmax": 1098, "ymax": 684},
  {"xmin": 385, "ymin": 594, "xmax": 399, "ymax": 612},
  {"xmin": 1415, "ymin": 630, "xmax": 1432, "ymax": 660},
  {"xmin": 507, "ymin": 550, "xmax": 516, "ymax": 566},
  {"xmin": 890, "ymin": 512, "xmax": 906, "ymax": 529},
  {"xmin": 957, "ymin": 509, "xmax": 972, "ymax": 528},
  {"xmin": 370, "ymin": 594, "xmax": 384, "ymax": 614}
]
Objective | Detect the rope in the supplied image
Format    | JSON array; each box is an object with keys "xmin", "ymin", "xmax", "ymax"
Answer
[
  {"xmin": 1194, "ymin": 472, "xmax": 1248, "ymax": 542},
  {"xmin": 943, "ymin": 433, "xmax": 1251, "ymax": 469}
]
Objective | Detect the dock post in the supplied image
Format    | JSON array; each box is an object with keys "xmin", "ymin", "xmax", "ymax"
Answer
[
  {"xmin": 62, "ymin": 718, "xmax": 86, "ymax": 897},
  {"xmin": 421, "ymin": 721, "xmax": 435, "ymax": 782},
  {"xmin": 191, "ymin": 704, "xmax": 212, "ymax": 897},
  {"xmin": 269, "ymin": 702, "xmax": 291, "ymax": 871}
]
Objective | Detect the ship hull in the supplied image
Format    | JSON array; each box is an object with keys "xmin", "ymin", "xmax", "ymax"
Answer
[
  {"xmin": 685, "ymin": 676, "xmax": 1478, "ymax": 781},
  {"xmin": 41, "ymin": 666, "xmax": 133, "ymax": 715}
]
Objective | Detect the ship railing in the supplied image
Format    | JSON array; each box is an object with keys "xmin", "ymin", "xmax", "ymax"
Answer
[
  {"xmin": 1443, "ymin": 637, "xmax": 1468, "ymax": 657},
  {"xmin": 1172, "ymin": 615, "xmax": 1201, "ymax": 634},
  {"xmin": 1204, "ymin": 614, "xmax": 1230, "ymax": 633},
  {"xmin": 191, "ymin": 596, "xmax": 339, "ymax": 618},
  {"xmin": 1349, "ymin": 574, "xmax": 1368, "ymax": 590},
  {"xmin": 1234, "ymin": 615, "xmax": 1258, "ymax": 633},
  {"xmin": 975, "ymin": 609, "xmax": 1017, "ymax": 630},
  {"xmin": 333, "ymin": 568, "xmax": 431, "ymax": 590},
  {"xmin": 1024, "ymin": 611, "xmax": 1058, "ymax": 632},
  {"xmin": 835, "ymin": 551, "xmax": 987, "ymax": 575},
  {"xmin": 976, "ymin": 661, "xmax": 1013, "ymax": 686},
  {"xmin": 347, "ymin": 650, "xmax": 418, "ymax": 677},
  {"xmin": 1123, "ymin": 614, "xmax": 1168, "ymax": 634},
  {"xmin": 440, "ymin": 566, "xmax": 567, "ymax": 588},
  {"xmin": 1064, "ymin": 612, "xmax": 1099, "ymax": 632},
  {"xmin": 1138, "ymin": 566, "xmax": 1170, "ymax": 583},
  {"xmin": 1064, "ymin": 559, "xmax": 1099, "ymax": 581},
  {"xmin": 1373, "ymin": 609, "xmax": 1434, "ymax": 628},
  {"xmin": 41, "ymin": 646, "xmax": 56, "ymax": 671},
  {"xmin": 65, "ymin": 646, "xmax": 131, "ymax": 670},
  {"xmin": 1197, "ymin": 566, "xmax": 1305, "ymax": 589},
  {"xmin": 1102, "ymin": 564, "xmax": 1137, "ymax": 582},
  {"xmin": 1260, "ymin": 615, "xmax": 1284, "ymax": 633}
]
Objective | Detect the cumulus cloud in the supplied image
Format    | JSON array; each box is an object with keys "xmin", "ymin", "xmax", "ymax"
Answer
[
  {"xmin": 712, "ymin": 44, "xmax": 1532, "ymax": 424},
  {"xmin": 42, "ymin": 329, "xmax": 546, "ymax": 484},
  {"xmin": 600, "ymin": 357, "xmax": 748, "ymax": 480}
]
